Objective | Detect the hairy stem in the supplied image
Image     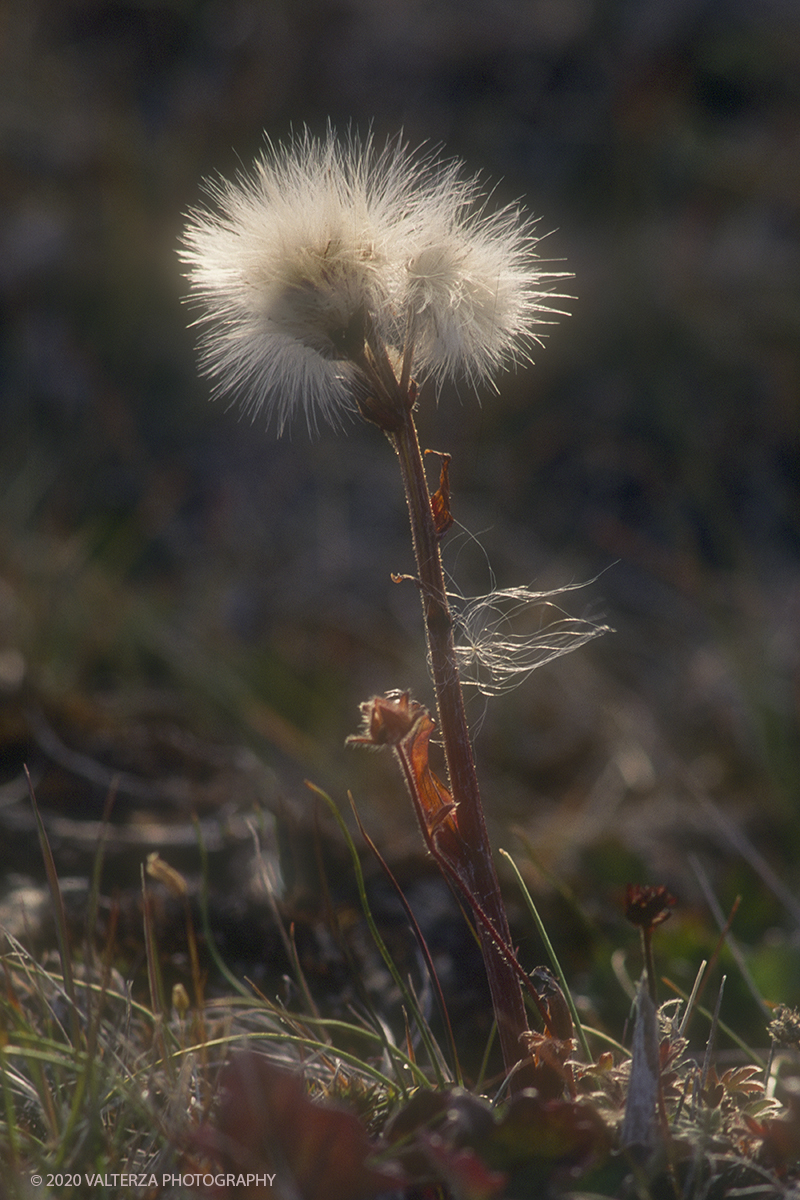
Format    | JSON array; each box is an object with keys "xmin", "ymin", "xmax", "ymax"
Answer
[{"xmin": 390, "ymin": 411, "xmax": 531, "ymax": 1077}]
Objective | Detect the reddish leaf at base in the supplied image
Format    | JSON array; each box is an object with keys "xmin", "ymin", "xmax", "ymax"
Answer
[
  {"xmin": 746, "ymin": 1096, "xmax": 800, "ymax": 1177},
  {"xmin": 487, "ymin": 1090, "xmax": 609, "ymax": 1172},
  {"xmin": 194, "ymin": 1052, "xmax": 405, "ymax": 1200},
  {"xmin": 421, "ymin": 1134, "xmax": 507, "ymax": 1200}
]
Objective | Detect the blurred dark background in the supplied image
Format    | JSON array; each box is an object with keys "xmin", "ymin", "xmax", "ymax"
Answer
[{"xmin": 1, "ymin": 0, "xmax": 799, "ymax": 1008}]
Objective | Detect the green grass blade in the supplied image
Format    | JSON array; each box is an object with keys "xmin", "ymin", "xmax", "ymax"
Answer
[
  {"xmin": 307, "ymin": 782, "xmax": 447, "ymax": 1088},
  {"xmin": 25, "ymin": 769, "xmax": 81, "ymax": 1049},
  {"xmin": 500, "ymin": 847, "xmax": 593, "ymax": 1062},
  {"xmin": 193, "ymin": 814, "xmax": 252, "ymax": 998}
]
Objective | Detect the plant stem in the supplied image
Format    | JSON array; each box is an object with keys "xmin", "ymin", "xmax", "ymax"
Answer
[
  {"xmin": 390, "ymin": 411, "xmax": 530, "ymax": 1077},
  {"xmin": 641, "ymin": 926, "xmax": 657, "ymax": 1004}
]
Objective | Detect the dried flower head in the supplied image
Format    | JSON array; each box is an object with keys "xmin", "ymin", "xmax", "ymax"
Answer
[
  {"xmin": 768, "ymin": 1004, "xmax": 800, "ymax": 1050},
  {"xmin": 180, "ymin": 127, "xmax": 570, "ymax": 433},
  {"xmin": 624, "ymin": 884, "xmax": 677, "ymax": 929},
  {"xmin": 346, "ymin": 689, "xmax": 425, "ymax": 748}
]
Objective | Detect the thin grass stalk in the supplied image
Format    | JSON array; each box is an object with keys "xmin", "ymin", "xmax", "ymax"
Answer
[
  {"xmin": 678, "ymin": 959, "xmax": 708, "ymax": 1040},
  {"xmin": 68, "ymin": 793, "xmax": 119, "ymax": 1164},
  {"xmin": 233, "ymin": 989, "xmax": 412, "ymax": 1060},
  {"xmin": 1, "ymin": 945, "xmax": 60, "ymax": 1141},
  {"xmin": 167, "ymin": 1024, "xmax": 421, "ymax": 1092},
  {"xmin": 81, "ymin": 914, "xmax": 122, "ymax": 1132},
  {"xmin": 182, "ymin": 893, "xmax": 203, "ymax": 1009},
  {"xmin": 3, "ymin": 1044, "xmax": 62, "ymax": 1146},
  {"xmin": 25, "ymin": 769, "xmax": 81, "ymax": 1050},
  {"xmin": 662, "ymin": 977, "xmax": 765, "ymax": 1068},
  {"xmin": 698, "ymin": 975, "xmax": 727, "ymax": 1102},
  {"xmin": 690, "ymin": 854, "xmax": 770, "ymax": 1017},
  {"xmin": 180, "ymin": 891, "xmax": 210, "ymax": 1096},
  {"xmin": 53, "ymin": 1053, "xmax": 92, "ymax": 1172},
  {"xmin": 475, "ymin": 1022, "xmax": 498, "ymax": 1092},
  {"xmin": 140, "ymin": 867, "xmax": 165, "ymax": 1019},
  {"xmin": 499, "ymin": 848, "xmax": 592, "ymax": 1062},
  {"xmin": 307, "ymin": 831, "xmax": 382, "ymax": 1046},
  {"xmin": 247, "ymin": 815, "xmax": 322, "ymax": 1023},
  {"xmin": 0, "ymin": 1045, "xmax": 20, "ymax": 1177},
  {"xmin": 140, "ymin": 866, "xmax": 174, "ymax": 1079},
  {"xmin": 310, "ymin": 783, "xmax": 448, "ymax": 1087},
  {"xmin": 513, "ymin": 827, "xmax": 601, "ymax": 944},
  {"xmin": 82, "ymin": 782, "xmax": 116, "ymax": 977},
  {"xmin": 312, "ymin": 805, "xmax": 422, "ymax": 1071},
  {"xmin": 351, "ymin": 798, "xmax": 463, "ymax": 1086},
  {"xmin": 701, "ymin": 794, "xmax": 800, "ymax": 930},
  {"xmin": 193, "ymin": 815, "xmax": 252, "ymax": 998}
]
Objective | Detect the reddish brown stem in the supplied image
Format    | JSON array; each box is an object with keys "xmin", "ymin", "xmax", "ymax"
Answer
[
  {"xmin": 390, "ymin": 413, "xmax": 531, "ymax": 1077},
  {"xmin": 392, "ymin": 731, "xmax": 556, "ymax": 1036}
]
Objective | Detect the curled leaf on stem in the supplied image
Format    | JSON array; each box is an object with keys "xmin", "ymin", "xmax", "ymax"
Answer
[
  {"xmin": 426, "ymin": 449, "xmax": 455, "ymax": 538},
  {"xmin": 346, "ymin": 689, "xmax": 424, "ymax": 749},
  {"xmin": 348, "ymin": 691, "xmax": 458, "ymax": 843}
]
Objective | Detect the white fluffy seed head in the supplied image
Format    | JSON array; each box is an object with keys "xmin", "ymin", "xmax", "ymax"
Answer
[
  {"xmin": 402, "ymin": 166, "xmax": 570, "ymax": 391},
  {"xmin": 181, "ymin": 130, "xmax": 405, "ymax": 432},
  {"xmin": 180, "ymin": 127, "xmax": 571, "ymax": 432}
]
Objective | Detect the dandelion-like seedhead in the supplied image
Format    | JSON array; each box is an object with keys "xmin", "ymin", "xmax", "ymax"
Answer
[{"xmin": 180, "ymin": 127, "xmax": 570, "ymax": 433}]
